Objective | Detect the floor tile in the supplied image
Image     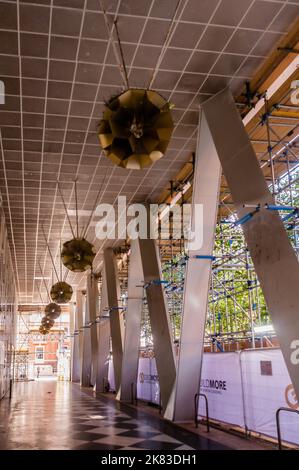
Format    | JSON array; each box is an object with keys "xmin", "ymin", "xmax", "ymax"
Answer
[
  {"xmin": 0, "ymin": 380, "xmax": 231, "ymax": 450},
  {"xmin": 132, "ymin": 439, "xmax": 182, "ymax": 450},
  {"xmin": 94, "ymin": 436, "xmax": 144, "ymax": 447},
  {"xmin": 150, "ymin": 434, "xmax": 182, "ymax": 444}
]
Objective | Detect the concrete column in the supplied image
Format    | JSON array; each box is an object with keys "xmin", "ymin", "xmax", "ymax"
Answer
[
  {"xmin": 71, "ymin": 290, "xmax": 83, "ymax": 382},
  {"xmin": 119, "ymin": 239, "xmax": 144, "ymax": 401},
  {"xmin": 86, "ymin": 273, "xmax": 99, "ymax": 387},
  {"xmin": 168, "ymin": 111, "xmax": 221, "ymax": 421},
  {"xmin": 80, "ymin": 285, "xmax": 93, "ymax": 387},
  {"xmin": 69, "ymin": 302, "xmax": 75, "ymax": 381},
  {"xmin": 103, "ymin": 248, "xmax": 124, "ymax": 395},
  {"xmin": 138, "ymin": 238, "xmax": 176, "ymax": 413},
  {"xmin": 202, "ymin": 87, "xmax": 299, "ymax": 404},
  {"xmin": 95, "ymin": 265, "xmax": 111, "ymax": 392}
]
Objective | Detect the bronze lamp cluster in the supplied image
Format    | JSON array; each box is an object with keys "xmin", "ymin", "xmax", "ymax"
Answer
[{"xmin": 39, "ymin": 302, "xmax": 61, "ymax": 335}]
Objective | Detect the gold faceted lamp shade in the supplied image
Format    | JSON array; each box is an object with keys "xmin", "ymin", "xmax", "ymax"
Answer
[
  {"xmin": 41, "ymin": 316, "xmax": 55, "ymax": 328},
  {"xmin": 45, "ymin": 302, "xmax": 61, "ymax": 320},
  {"xmin": 61, "ymin": 238, "xmax": 95, "ymax": 273},
  {"xmin": 50, "ymin": 281, "xmax": 73, "ymax": 304},
  {"xmin": 98, "ymin": 89, "xmax": 174, "ymax": 170},
  {"xmin": 39, "ymin": 325, "xmax": 50, "ymax": 335}
]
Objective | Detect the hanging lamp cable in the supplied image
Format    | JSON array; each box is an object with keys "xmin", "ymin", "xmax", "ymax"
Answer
[
  {"xmin": 147, "ymin": 0, "xmax": 185, "ymax": 90},
  {"xmin": 99, "ymin": 0, "xmax": 129, "ymax": 90}
]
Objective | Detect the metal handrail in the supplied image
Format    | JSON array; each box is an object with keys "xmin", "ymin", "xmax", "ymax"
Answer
[
  {"xmin": 276, "ymin": 407, "xmax": 299, "ymax": 450},
  {"xmin": 194, "ymin": 393, "xmax": 210, "ymax": 432},
  {"xmin": 131, "ymin": 382, "xmax": 137, "ymax": 406}
]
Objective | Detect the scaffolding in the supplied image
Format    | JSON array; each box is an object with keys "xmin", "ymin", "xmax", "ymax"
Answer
[
  {"xmin": 131, "ymin": 86, "xmax": 299, "ymax": 353},
  {"xmin": 71, "ymin": 85, "xmax": 298, "ymax": 357}
]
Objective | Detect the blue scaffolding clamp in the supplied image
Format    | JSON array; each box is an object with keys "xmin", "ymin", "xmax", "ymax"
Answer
[
  {"xmin": 234, "ymin": 206, "xmax": 260, "ymax": 227},
  {"xmin": 153, "ymin": 279, "xmax": 168, "ymax": 286},
  {"xmin": 194, "ymin": 255, "xmax": 216, "ymax": 260},
  {"xmin": 211, "ymin": 336, "xmax": 224, "ymax": 352},
  {"xmin": 228, "ymin": 203, "xmax": 298, "ymax": 229},
  {"xmin": 108, "ymin": 306, "xmax": 124, "ymax": 312},
  {"xmin": 265, "ymin": 203, "xmax": 297, "ymax": 212},
  {"xmin": 144, "ymin": 279, "xmax": 169, "ymax": 289}
]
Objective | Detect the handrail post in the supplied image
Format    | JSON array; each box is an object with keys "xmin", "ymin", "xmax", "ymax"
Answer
[
  {"xmin": 131, "ymin": 382, "xmax": 134, "ymax": 405},
  {"xmin": 194, "ymin": 392, "xmax": 210, "ymax": 432},
  {"xmin": 276, "ymin": 407, "xmax": 299, "ymax": 450},
  {"xmin": 194, "ymin": 393, "xmax": 199, "ymax": 428},
  {"xmin": 9, "ymin": 378, "xmax": 13, "ymax": 399},
  {"xmin": 135, "ymin": 382, "xmax": 138, "ymax": 406},
  {"xmin": 159, "ymin": 391, "xmax": 162, "ymax": 415},
  {"xmin": 276, "ymin": 408, "xmax": 282, "ymax": 450}
]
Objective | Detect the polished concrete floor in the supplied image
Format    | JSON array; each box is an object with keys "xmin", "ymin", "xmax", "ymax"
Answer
[{"xmin": 0, "ymin": 379, "xmax": 231, "ymax": 450}]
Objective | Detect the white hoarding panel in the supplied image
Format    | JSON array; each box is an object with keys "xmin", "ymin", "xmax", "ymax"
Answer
[
  {"xmin": 241, "ymin": 349, "xmax": 299, "ymax": 444},
  {"xmin": 109, "ymin": 349, "xmax": 299, "ymax": 445},
  {"xmin": 199, "ymin": 352, "xmax": 245, "ymax": 427},
  {"xmin": 137, "ymin": 358, "xmax": 160, "ymax": 405}
]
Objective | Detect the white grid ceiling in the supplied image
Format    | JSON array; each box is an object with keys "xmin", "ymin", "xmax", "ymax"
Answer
[{"xmin": 0, "ymin": 0, "xmax": 298, "ymax": 302}]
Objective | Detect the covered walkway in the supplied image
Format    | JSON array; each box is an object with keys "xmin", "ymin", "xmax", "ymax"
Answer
[{"xmin": 0, "ymin": 381, "xmax": 229, "ymax": 450}]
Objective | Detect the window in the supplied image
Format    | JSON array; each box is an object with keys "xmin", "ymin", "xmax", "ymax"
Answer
[{"xmin": 35, "ymin": 346, "xmax": 44, "ymax": 363}]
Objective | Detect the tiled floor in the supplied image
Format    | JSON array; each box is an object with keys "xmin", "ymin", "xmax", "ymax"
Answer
[{"xmin": 0, "ymin": 379, "xmax": 231, "ymax": 450}]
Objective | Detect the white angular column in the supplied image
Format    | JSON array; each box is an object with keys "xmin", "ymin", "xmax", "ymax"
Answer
[
  {"xmin": 169, "ymin": 110, "xmax": 221, "ymax": 421},
  {"xmin": 95, "ymin": 265, "xmax": 111, "ymax": 392},
  {"xmin": 138, "ymin": 238, "xmax": 176, "ymax": 412},
  {"xmin": 80, "ymin": 285, "xmax": 93, "ymax": 387},
  {"xmin": 202, "ymin": 87, "xmax": 299, "ymax": 404},
  {"xmin": 103, "ymin": 248, "xmax": 124, "ymax": 395},
  {"xmin": 86, "ymin": 273, "xmax": 99, "ymax": 387},
  {"xmin": 119, "ymin": 239, "xmax": 144, "ymax": 401},
  {"xmin": 69, "ymin": 301, "xmax": 75, "ymax": 381},
  {"xmin": 71, "ymin": 290, "xmax": 84, "ymax": 382}
]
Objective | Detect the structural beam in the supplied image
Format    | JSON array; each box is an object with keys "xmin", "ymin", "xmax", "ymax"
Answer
[
  {"xmin": 69, "ymin": 301, "xmax": 75, "ymax": 380},
  {"xmin": 169, "ymin": 111, "xmax": 221, "ymax": 422},
  {"xmin": 86, "ymin": 273, "xmax": 99, "ymax": 387},
  {"xmin": 95, "ymin": 265, "xmax": 111, "ymax": 393},
  {"xmin": 103, "ymin": 248, "xmax": 124, "ymax": 395},
  {"xmin": 80, "ymin": 285, "xmax": 92, "ymax": 387},
  {"xmin": 119, "ymin": 239, "xmax": 144, "ymax": 402},
  {"xmin": 202, "ymin": 87, "xmax": 299, "ymax": 403},
  {"xmin": 71, "ymin": 290, "xmax": 83, "ymax": 382},
  {"xmin": 138, "ymin": 238, "xmax": 176, "ymax": 413}
]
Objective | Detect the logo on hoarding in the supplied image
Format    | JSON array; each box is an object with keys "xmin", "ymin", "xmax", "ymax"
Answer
[
  {"xmin": 285, "ymin": 384, "xmax": 299, "ymax": 410},
  {"xmin": 139, "ymin": 372, "xmax": 159, "ymax": 384},
  {"xmin": 200, "ymin": 378, "xmax": 227, "ymax": 394}
]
